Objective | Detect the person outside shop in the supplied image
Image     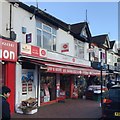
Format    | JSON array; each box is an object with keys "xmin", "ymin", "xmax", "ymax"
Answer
[{"xmin": 0, "ymin": 86, "xmax": 11, "ymax": 120}]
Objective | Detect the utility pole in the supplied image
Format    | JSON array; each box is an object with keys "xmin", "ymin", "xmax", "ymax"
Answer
[
  {"xmin": 100, "ymin": 48, "xmax": 103, "ymax": 108},
  {"xmin": 86, "ymin": 9, "xmax": 88, "ymax": 22}
]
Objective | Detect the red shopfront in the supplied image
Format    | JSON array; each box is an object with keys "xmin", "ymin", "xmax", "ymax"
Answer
[
  {"xmin": 30, "ymin": 60, "xmax": 104, "ymax": 101},
  {"xmin": 18, "ymin": 43, "xmax": 107, "ymax": 105},
  {"xmin": 45, "ymin": 63, "xmax": 105, "ymax": 99},
  {"xmin": 0, "ymin": 38, "xmax": 17, "ymax": 113}
]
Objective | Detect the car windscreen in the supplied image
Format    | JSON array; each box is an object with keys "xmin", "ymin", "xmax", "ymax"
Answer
[{"xmin": 109, "ymin": 88, "xmax": 120, "ymax": 99}]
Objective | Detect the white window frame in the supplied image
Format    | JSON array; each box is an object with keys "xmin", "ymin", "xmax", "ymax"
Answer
[
  {"xmin": 36, "ymin": 20, "xmax": 57, "ymax": 51},
  {"xmin": 75, "ymin": 39, "xmax": 84, "ymax": 59}
]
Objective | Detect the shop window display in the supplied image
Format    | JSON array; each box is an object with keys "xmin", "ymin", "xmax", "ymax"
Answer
[
  {"xmin": 17, "ymin": 62, "xmax": 37, "ymax": 114},
  {"xmin": 40, "ymin": 73, "xmax": 56, "ymax": 103},
  {"xmin": 21, "ymin": 62, "xmax": 35, "ymax": 98},
  {"xmin": 60, "ymin": 75, "xmax": 71, "ymax": 98},
  {"xmin": 75, "ymin": 76, "xmax": 87, "ymax": 98},
  {"xmin": 21, "ymin": 70, "xmax": 34, "ymax": 95}
]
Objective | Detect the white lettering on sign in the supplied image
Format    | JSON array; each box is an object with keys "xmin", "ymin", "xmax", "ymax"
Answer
[
  {"xmin": 10, "ymin": 51, "xmax": 15, "ymax": 60},
  {"xmin": 3, "ymin": 50, "xmax": 15, "ymax": 60},
  {"xmin": 2, "ymin": 42, "xmax": 14, "ymax": 47},
  {"xmin": 3, "ymin": 50, "xmax": 9, "ymax": 59}
]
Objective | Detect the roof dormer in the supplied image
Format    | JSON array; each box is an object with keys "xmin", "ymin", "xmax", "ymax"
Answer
[{"xmin": 70, "ymin": 22, "xmax": 91, "ymax": 42}]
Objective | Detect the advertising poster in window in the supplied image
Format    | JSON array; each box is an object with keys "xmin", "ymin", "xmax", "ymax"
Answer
[
  {"xmin": 22, "ymin": 83, "xmax": 27, "ymax": 95},
  {"xmin": 22, "ymin": 72, "xmax": 28, "ymax": 83},
  {"xmin": 27, "ymin": 71, "xmax": 34, "ymax": 82},
  {"xmin": 22, "ymin": 70, "xmax": 34, "ymax": 83},
  {"xmin": 44, "ymin": 84, "xmax": 50, "ymax": 97},
  {"xmin": 21, "ymin": 70, "xmax": 34, "ymax": 94},
  {"xmin": 28, "ymin": 83, "xmax": 32, "ymax": 92}
]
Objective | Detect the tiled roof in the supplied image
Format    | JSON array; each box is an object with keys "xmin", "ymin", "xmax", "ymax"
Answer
[
  {"xmin": 71, "ymin": 22, "xmax": 91, "ymax": 38},
  {"xmin": 71, "ymin": 22, "xmax": 86, "ymax": 35},
  {"xmin": 91, "ymin": 34, "xmax": 110, "ymax": 48},
  {"xmin": 109, "ymin": 41, "xmax": 115, "ymax": 49},
  {"xmin": 10, "ymin": 2, "xmax": 91, "ymax": 42}
]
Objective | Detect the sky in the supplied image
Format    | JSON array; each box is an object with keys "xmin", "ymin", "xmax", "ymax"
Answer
[{"xmin": 21, "ymin": 1, "xmax": 118, "ymax": 42}]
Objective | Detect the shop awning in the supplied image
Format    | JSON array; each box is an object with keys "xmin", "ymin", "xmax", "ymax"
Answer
[
  {"xmin": 21, "ymin": 58, "xmax": 107, "ymax": 76},
  {"xmin": 46, "ymin": 63, "xmax": 107, "ymax": 76}
]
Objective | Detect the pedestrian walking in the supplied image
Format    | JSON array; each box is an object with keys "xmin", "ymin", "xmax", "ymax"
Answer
[{"xmin": 0, "ymin": 86, "xmax": 11, "ymax": 120}]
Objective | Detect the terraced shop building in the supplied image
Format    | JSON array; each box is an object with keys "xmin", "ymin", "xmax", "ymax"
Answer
[{"xmin": 0, "ymin": 0, "xmax": 107, "ymax": 113}]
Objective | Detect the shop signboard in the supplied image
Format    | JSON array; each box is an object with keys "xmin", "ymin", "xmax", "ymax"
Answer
[
  {"xmin": 47, "ymin": 50, "xmax": 90, "ymax": 67},
  {"xmin": 40, "ymin": 48, "xmax": 47, "ymax": 58},
  {"xmin": 20, "ymin": 43, "xmax": 31, "ymax": 55},
  {"xmin": 61, "ymin": 43, "xmax": 69, "ymax": 52},
  {"xmin": 47, "ymin": 65, "xmax": 107, "ymax": 76},
  {"xmin": 20, "ymin": 43, "xmax": 47, "ymax": 58},
  {"xmin": 31, "ymin": 46, "xmax": 39, "ymax": 57},
  {"xmin": 26, "ymin": 33, "xmax": 32, "ymax": 43},
  {"xmin": 0, "ymin": 38, "xmax": 17, "ymax": 62},
  {"xmin": 47, "ymin": 66, "xmax": 82, "ymax": 74}
]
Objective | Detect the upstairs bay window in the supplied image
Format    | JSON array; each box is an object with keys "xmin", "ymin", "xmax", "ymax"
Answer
[
  {"xmin": 37, "ymin": 29, "xmax": 42, "ymax": 47},
  {"xmin": 36, "ymin": 20, "xmax": 57, "ymax": 51},
  {"xmin": 75, "ymin": 40, "xmax": 84, "ymax": 59}
]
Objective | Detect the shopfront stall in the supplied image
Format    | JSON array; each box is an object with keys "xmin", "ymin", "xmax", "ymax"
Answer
[
  {"xmin": 16, "ymin": 43, "xmax": 106, "ymax": 110},
  {"xmin": 40, "ymin": 72, "xmax": 56, "ymax": 104}
]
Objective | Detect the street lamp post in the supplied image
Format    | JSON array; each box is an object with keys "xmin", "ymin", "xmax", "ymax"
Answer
[{"xmin": 100, "ymin": 49, "xmax": 103, "ymax": 107}]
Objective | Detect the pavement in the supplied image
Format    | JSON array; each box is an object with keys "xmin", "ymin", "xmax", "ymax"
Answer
[{"xmin": 12, "ymin": 99, "xmax": 102, "ymax": 119}]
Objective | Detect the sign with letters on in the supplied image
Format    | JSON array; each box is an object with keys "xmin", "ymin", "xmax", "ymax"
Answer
[{"xmin": 0, "ymin": 38, "xmax": 17, "ymax": 62}]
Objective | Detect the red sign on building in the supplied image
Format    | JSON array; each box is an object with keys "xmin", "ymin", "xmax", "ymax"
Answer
[
  {"xmin": 61, "ymin": 43, "xmax": 69, "ymax": 52},
  {"xmin": 20, "ymin": 43, "xmax": 47, "ymax": 58},
  {"xmin": 31, "ymin": 46, "xmax": 40, "ymax": 57},
  {"xmin": 0, "ymin": 38, "xmax": 17, "ymax": 62}
]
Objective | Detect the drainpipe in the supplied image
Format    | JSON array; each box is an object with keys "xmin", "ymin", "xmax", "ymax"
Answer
[
  {"xmin": 10, "ymin": 4, "xmax": 12, "ymax": 39},
  {"xmin": 89, "ymin": 38, "xmax": 91, "ymax": 62},
  {"xmin": 37, "ymin": 66, "xmax": 40, "ymax": 106}
]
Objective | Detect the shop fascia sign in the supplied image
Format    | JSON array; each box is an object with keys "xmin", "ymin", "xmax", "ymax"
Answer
[
  {"xmin": 20, "ymin": 43, "xmax": 47, "ymax": 58},
  {"xmin": 47, "ymin": 66, "xmax": 102, "ymax": 75},
  {"xmin": 47, "ymin": 66, "xmax": 82, "ymax": 74},
  {"xmin": 0, "ymin": 38, "xmax": 17, "ymax": 62},
  {"xmin": 47, "ymin": 51, "xmax": 90, "ymax": 66}
]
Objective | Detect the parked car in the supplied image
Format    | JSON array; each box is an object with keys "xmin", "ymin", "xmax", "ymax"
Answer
[
  {"xmin": 86, "ymin": 85, "xmax": 108, "ymax": 101},
  {"xmin": 87, "ymin": 85, "xmax": 108, "ymax": 94},
  {"xmin": 102, "ymin": 85, "xmax": 120, "ymax": 119}
]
